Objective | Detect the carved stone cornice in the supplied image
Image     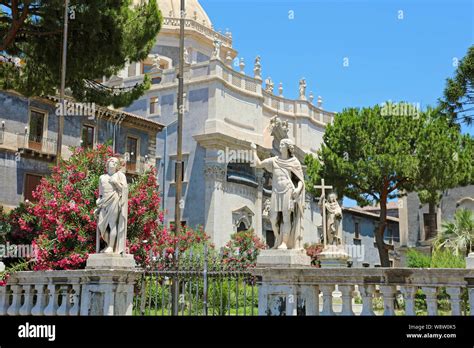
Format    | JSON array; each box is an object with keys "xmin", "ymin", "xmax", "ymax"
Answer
[{"xmin": 204, "ymin": 163, "xmax": 226, "ymax": 181}]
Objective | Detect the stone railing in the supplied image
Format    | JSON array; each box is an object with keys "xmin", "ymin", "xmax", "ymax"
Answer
[
  {"xmin": 220, "ymin": 63, "xmax": 260, "ymax": 94},
  {"xmin": 162, "ymin": 17, "xmax": 233, "ymax": 47},
  {"xmin": 17, "ymin": 132, "xmax": 57, "ymax": 155},
  {"xmin": 0, "ymin": 270, "xmax": 139, "ymax": 316},
  {"xmin": 254, "ymin": 267, "xmax": 474, "ymax": 316},
  {"xmin": 262, "ymin": 91, "xmax": 334, "ymax": 127}
]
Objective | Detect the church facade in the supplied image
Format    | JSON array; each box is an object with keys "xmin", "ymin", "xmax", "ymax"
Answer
[{"xmin": 108, "ymin": 0, "xmax": 335, "ymax": 247}]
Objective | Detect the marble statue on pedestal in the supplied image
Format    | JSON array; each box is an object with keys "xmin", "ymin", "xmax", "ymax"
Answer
[
  {"xmin": 95, "ymin": 157, "xmax": 128, "ymax": 254},
  {"xmin": 320, "ymin": 192, "xmax": 343, "ymax": 245},
  {"xmin": 254, "ymin": 56, "xmax": 262, "ymax": 79},
  {"xmin": 251, "ymin": 139, "xmax": 305, "ymax": 250},
  {"xmin": 315, "ymin": 179, "xmax": 348, "ymax": 267},
  {"xmin": 299, "ymin": 78, "xmax": 307, "ymax": 100},
  {"xmin": 212, "ymin": 40, "xmax": 221, "ymax": 59},
  {"xmin": 265, "ymin": 77, "xmax": 274, "ymax": 94}
]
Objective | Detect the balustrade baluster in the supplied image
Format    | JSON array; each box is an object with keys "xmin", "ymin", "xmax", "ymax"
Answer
[
  {"xmin": 339, "ymin": 285, "xmax": 354, "ymax": 316},
  {"xmin": 400, "ymin": 286, "xmax": 417, "ymax": 316},
  {"xmin": 31, "ymin": 284, "xmax": 46, "ymax": 316},
  {"xmin": 359, "ymin": 284, "xmax": 375, "ymax": 316},
  {"xmin": 445, "ymin": 287, "xmax": 462, "ymax": 316},
  {"xmin": 468, "ymin": 287, "xmax": 474, "ymax": 316},
  {"xmin": 422, "ymin": 287, "xmax": 438, "ymax": 316},
  {"xmin": 19, "ymin": 284, "xmax": 34, "ymax": 315},
  {"xmin": 0, "ymin": 285, "xmax": 9, "ymax": 315},
  {"xmin": 69, "ymin": 284, "xmax": 81, "ymax": 316},
  {"xmin": 7, "ymin": 284, "xmax": 22, "ymax": 316},
  {"xmin": 56, "ymin": 285, "xmax": 69, "ymax": 315},
  {"xmin": 43, "ymin": 284, "xmax": 57, "ymax": 316},
  {"xmin": 319, "ymin": 285, "xmax": 335, "ymax": 316},
  {"xmin": 380, "ymin": 285, "xmax": 396, "ymax": 316}
]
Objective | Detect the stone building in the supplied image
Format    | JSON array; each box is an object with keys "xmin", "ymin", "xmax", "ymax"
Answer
[
  {"xmin": 398, "ymin": 185, "xmax": 474, "ymax": 255},
  {"xmin": 342, "ymin": 206, "xmax": 400, "ymax": 268},
  {"xmin": 107, "ymin": 0, "xmax": 335, "ymax": 247},
  {"xmin": 0, "ymin": 90, "xmax": 164, "ymax": 209}
]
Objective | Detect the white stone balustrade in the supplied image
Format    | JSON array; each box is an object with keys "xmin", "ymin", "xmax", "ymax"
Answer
[
  {"xmin": 255, "ymin": 268, "xmax": 474, "ymax": 316},
  {"xmin": 115, "ymin": 57, "xmax": 335, "ymax": 128},
  {"xmin": 0, "ymin": 269, "xmax": 139, "ymax": 316}
]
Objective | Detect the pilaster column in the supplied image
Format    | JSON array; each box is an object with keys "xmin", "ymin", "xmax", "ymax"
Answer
[
  {"xmin": 203, "ymin": 160, "xmax": 227, "ymax": 247},
  {"xmin": 255, "ymin": 169, "xmax": 264, "ymax": 239}
]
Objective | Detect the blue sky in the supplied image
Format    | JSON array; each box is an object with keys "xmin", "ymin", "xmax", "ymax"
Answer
[
  {"xmin": 202, "ymin": 0, "xmax": 473, "ymax": 136},
  {"xmin": 202, "ymin": 0, "xmax": 473, "ymax": 206}
]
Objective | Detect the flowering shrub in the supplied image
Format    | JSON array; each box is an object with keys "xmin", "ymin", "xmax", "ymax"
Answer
[
  {"xmin": 0, "ymin": 204, "xmax": 36, "ymax": 246},
  {"xmin": 222, "ymin": 229, "xmax": 266, "ymax": 270},
  {"xmin": 304, "ymin": 243, "xmax": 324, "ymax": 267},
  {"xmin": 7, "ymin": 144, "xmax": 209, "ymax": 271}
]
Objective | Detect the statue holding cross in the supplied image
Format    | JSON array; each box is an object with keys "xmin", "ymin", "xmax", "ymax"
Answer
[{"xmin": 314, "ymin": 179, "xmax": 343, "ymax": 248}]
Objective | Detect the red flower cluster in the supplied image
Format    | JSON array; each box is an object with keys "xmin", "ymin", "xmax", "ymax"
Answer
[
  {"xmin": 221, "ymin": 229, "xmax": 267, "ymax": 270},
  {"xmin": 304, "ymin": 243, "xmax": 324, "ymax": 267}
]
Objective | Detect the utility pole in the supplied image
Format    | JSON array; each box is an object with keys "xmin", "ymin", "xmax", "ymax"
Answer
[
  {"xmin": 56, "ymin": 0, "xmax": 70, "ymax": 165},
  {"xmin": 174, "ymin": 0, "xmax": 185, "ymax": 234},
  {"xmin": 171, "ymin": 0, "xmax": 186, "ymax": 316}
]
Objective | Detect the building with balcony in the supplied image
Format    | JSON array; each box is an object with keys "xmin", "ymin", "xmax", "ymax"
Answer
[{"xmin": 0, "ymin": 90, "xmax": 164, "ymax": 209}]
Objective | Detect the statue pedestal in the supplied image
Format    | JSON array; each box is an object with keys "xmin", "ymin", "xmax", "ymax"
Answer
[
  {"xmin": 81, "ymin": 254, "xmax": 137, "ymax": 315},
  {"xmin": 467, "ymin": 253, "xmax": 474, "ymax": 269},
  {"xmin": 256, "ymin": 249, "xmax": 311, "ymax": 267},
  {"xmin": 319, "ymin": 245, "xmax": 349, "ymax": 268},
  {"xmin": 86, "ymin": 253, "xmax": 136, "ymax": 270},
  {"xmin": 255, "ymin": 249, "xmax": 315, "ymax": 316}
]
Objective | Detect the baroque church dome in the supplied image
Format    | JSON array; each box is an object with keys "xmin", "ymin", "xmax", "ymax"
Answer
[{"xmin": 134, "ymin": 0, "xmax": 213, "ymax": 27}]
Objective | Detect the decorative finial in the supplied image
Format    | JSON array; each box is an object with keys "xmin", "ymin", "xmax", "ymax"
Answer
[
  {"xmin": 239, "ymin": 58, "xmax": 245, "ymax": 74},
  {"xmin": 309, "ymin": 91, "xmax": 314, "ymax": 103},
  {"xmin": 225, "ymin": 51, "xmax": 233, "ymax": 66},
  {"xmin": 317, "ymin": 96, "xmax": 323, "ymax": 108},
  {"xmin": 278, "ymin": 82, "xmax": 283, "ymax": 97}
]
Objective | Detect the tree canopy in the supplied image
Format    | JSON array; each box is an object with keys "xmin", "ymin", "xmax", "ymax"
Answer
[
  {"xmin": 306, "ymin": 103, "xmax": 474, "ymax": 266},
  {"xmin": 0, "ymin": 0, "xmax": 162, "ymax": 107},
  {"xmin": 440, "ymin": 45, "xmax": 474, "ymax": 125}
]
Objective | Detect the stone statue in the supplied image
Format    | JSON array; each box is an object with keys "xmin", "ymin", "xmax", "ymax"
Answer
[
  {"xmin": 320, "ymin": 192, "xmax": 343, "ymax": 245},
  {"xmin": 212, "ymin": 40, "xmax": 221, "ymax": 59},
  {"xmin": 149, "ymin": 54, "xmax": 161, "ymax": 70},
  {"xmin": 265, "ymin": 77, "xmax": 274, "ymax": 93},
  {"xmin": 225, "ymin": 51, "xmax": 233, "ymax": 66},
  {"xmin": 299, "ymin": 78, "xmax": 307, "ymax": 100},
  {"xmin": 184, "ymin": 47, "xmax": 190, "ymax": 64},
  {"xmin": 95, "ymin": 157, "xmax": 128, "ymax": 254},
  {"xmin": 251, "ymin": 139, "xmax": 305, "ymax": 250},
  {"xmin": 254, "ymin": 56, "xmax": 262, "ymax": 79},
  {"xmin": 278, "ymin": 82, "xmax": 283, "ymax": 97}
]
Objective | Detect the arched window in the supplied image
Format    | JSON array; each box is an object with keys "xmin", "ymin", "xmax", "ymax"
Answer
[{"xmin": 237, "ymin": 221, "xmax": 247, "ymax": 232}]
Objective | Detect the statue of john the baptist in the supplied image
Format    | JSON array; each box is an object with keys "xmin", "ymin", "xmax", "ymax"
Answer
[{"xmin": 251, "ymin": 139, "xmax": 305, "ymax": 250}]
